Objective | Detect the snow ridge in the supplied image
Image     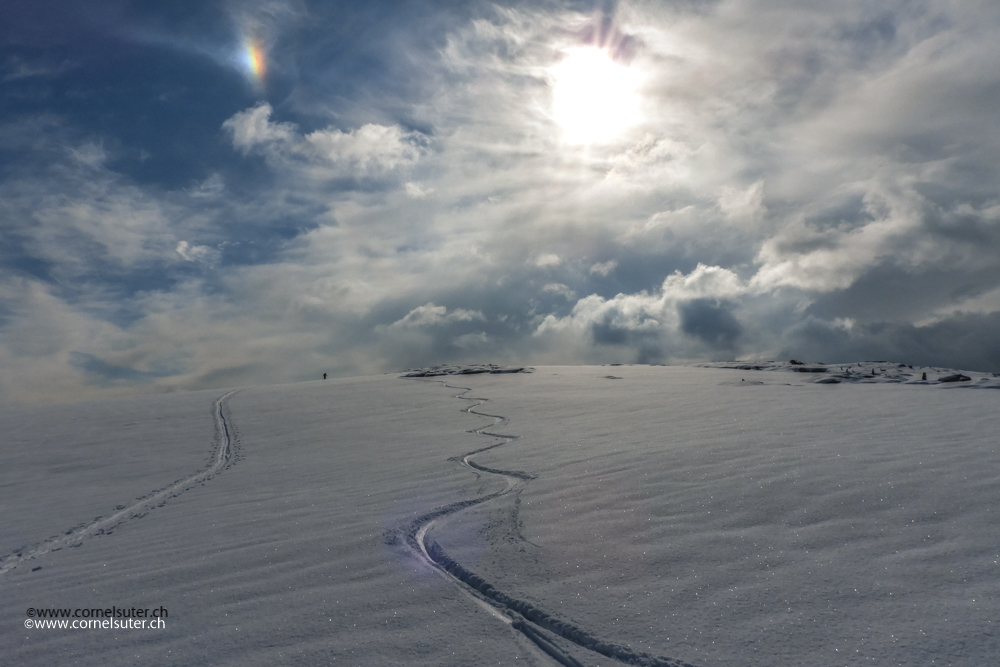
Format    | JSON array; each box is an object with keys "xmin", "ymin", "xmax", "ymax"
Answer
[
  {"xmin": 400, "ymin": 363, "xmax": 531, "ymax": 377},
  {"xmin": 0, "ymin": 389, "xmax": 242, "ymax": 575},
  {"xmin": 402, "ymin": 381, "xmax": 697, "ymax": 667},
  {"xmin": 702, "ymin": 359, "xmax": 1000, "ymax": 386}
]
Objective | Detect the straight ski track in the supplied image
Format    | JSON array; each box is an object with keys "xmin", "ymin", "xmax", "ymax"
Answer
[
  {"xmin": 403, "ymin": 381, "xmax": 697, "ymax": 667},
  {"xmin": 0, "ymin": 389, "xmax": 242, "ymax": 575}
]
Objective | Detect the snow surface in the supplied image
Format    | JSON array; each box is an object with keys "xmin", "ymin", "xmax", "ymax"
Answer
[{"xmin": 2, "ymin": 365, "xmax": 998, "ymax": 665}]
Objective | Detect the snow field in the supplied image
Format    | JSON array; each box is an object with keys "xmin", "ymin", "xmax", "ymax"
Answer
[{"xmin": 2, "ymin": 365, "xmax": 998, "ymax": 665}]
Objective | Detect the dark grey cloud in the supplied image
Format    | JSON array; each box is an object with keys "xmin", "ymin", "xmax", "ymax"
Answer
[
  {"xmin": 678, "ymin": 298, "xmax": 741, "ymax": 350},
  {"xmin": 778, "ymin": 312, "xmax": 1000, "ymax": 373},
  {"xmin": 591, "ymin": 318, "xmax": 633, "ymax": 345},
  {"xmin": 806, "ymin": 264, "xmax": 1000, "ymax": 326}
]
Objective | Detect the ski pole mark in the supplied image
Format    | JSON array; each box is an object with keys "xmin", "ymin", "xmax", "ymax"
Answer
[
  {"xmin": 402, "ymin": 379, "xmax": 697, "ymax": 667},
  {"xmin": 1, "ymin": 389, "xmax": 243, "ymax": 575}
]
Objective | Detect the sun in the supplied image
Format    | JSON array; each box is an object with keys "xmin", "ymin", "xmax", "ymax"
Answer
[{"xmin": 551, "ymin": 47, "xmax": 640, "ymax": 144}]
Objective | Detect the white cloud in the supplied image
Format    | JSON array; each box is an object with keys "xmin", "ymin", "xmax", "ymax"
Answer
[
  {"xmin": 534, "ymin": 264, "xmax": 746, "ymax": 341},
  {"xmin": 1, "ymin": 144, "xmax": 195, "ymax": 273},
  {"xmin": 176, "ymin": 241, "xmax": 219, "ymax": 264},
  {"xmin": 305, "ymin": 124, "xmax": 422, "ymax": 176},
  {"xmin": 589, "ymin": 260, "xmax": 617, "ymax": 276},
  {"xmin": 190, "ymin": 173, "xmax": 225, "ymax": 199},
  {"xmin": 68, "ymin": 142, "xmax": 108, "ymax": 168},
  {"xmin": 222, "ymin": 103, "xmax": 424, "ymax": 179},
  {"xmin": 0, "ymin": 276, "xmax": 177, "ymax": 404},
  {"xmin": 718, "ymin": 180, "xmax": 765, "ymax": 222},
  {"xmin": 384, "ymin": 303, "xmax": 485, "ymax": 330},
  {"xmin": 535, "ymin": 254, "xmax": 562, "ymax": 268},
  {"xmin": 222, "ymin": 103, "xmax": 296, "ymax": 154},
  {"xmin": 405, "ymin": 182, "xmax": 433, "ymax": 199},
  {"xmin": 605, "ymin": 135, "xmax": 696, "ymax": 182},
  {"xmin": 663, "ymin": 263, "xmax": 747, "ymax": 300},
  {"xmin": 534, "ymin": 291, "xmax": 667, "ymax": 338},
  {"xmin": 2, "ymin": 56, "xmax": 76, "ymax": 82},
  {"xmin": 542, "ymin": 283, "xmax": 576, "ymax": 300},
  {"xmin": 750, "ymin": 175, "xmax": 930, "ymax": 292}
]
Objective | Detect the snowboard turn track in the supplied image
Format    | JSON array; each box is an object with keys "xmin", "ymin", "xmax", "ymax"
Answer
[
  {"xmin": 0, "ymin": 389, "xmax": 242, "ymax": 575},
  {"xmin": 402, "ymin": 380, "xmax": 697, "ymax": 667}
]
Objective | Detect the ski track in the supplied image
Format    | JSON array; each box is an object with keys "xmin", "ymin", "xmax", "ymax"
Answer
[
  {"xmin": 0, "ymin": 389, "xmax": 242, "ymax": 575},
  {"xmin": 402, "ymin": 381, "xmax": 698, "ymax": 667}
]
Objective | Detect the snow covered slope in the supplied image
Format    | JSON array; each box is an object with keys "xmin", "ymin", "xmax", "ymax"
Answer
[{"xmin": 2, "ymin": 365, "xmax": 997, "ymax": 665}]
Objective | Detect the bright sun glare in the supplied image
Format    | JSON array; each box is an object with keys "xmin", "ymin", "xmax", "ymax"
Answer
[{"xmin": 551, "ymin": 47, "xmax": 640, "ymax": 144}]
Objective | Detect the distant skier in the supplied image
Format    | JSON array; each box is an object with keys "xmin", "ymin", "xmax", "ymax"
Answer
[{"xmin": 323, "ymin": 373, "xmax": 327, "ymax": 380}]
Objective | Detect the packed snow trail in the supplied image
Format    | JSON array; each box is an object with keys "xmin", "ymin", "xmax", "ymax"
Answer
[
  {"xmin": 0, "ymin": 389, "xmax": 242, "ymax": 575},
  {"xmin": 403, "ymin": 381, "xmax": 697, "ymax": 667}
]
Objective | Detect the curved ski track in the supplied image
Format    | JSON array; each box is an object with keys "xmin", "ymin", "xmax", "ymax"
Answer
[
  {"xmin": 403, "ymin": 382, "xmax": 697, "ymax": 667},
  {"xmin": 0, "ymin": 389, "xmax": 242, "ymax": 575}
]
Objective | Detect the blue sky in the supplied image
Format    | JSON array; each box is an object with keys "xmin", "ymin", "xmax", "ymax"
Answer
[{"xmin": 3, "ymin": 0, "xmax": 1000, "ymax": 403}]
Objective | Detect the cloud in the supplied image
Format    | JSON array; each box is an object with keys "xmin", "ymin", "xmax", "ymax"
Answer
[
  {"xmin": 0, "ymin": 128, "xmax": 212, "ymax": 282},
  {"xmin": 589, "ymin": 260, "xmax": 617, "ymax": 276},
  {"xmin": 176, "ymin": 241, "xmax": 219, "ymax": 264},
  {"xmin": 68, "ymin": 351, "xmax": 165, "ymax": 386},
  {"xmin": 542, "ymin": 283, "xmax": 576, "ymax": 300},
  {"xmin": 306, "ymin": 124, "xmax": 424, "ymax": 175},
  {"xmin": 2, "ymin": 56, "xmax": 76, "ymax": 81},
  {"xmin": 533, "ymin": 264, "xmax": 748, "ymax": 362},
  {"xmin": 751, "ymin": 170, "xmax": 1000, "ymax": 294},
  {"xmin": 677, "ymin": 298, "xmax": 742, "ymax": 350},
  {"xmin": 920, "ymin": 284, "xmax": 1000, "ymax": 325},
  {"xmin": 664, "ymin": 263, "xmax": 747, "ymax": 300},
  {"xmin": 229, "ymin": 0, "xmax": 305, "ymax": 45},
  {"xmin": 453, "ymin": 331, "xmax": 490, "ymax": 349},
  {"xmin": 405, "ymin": 182, "xmax": 433, "ymax": 198},
  {"xmin": 383, "ymin": 303, "xmax": 485, "ymax": 330},
  {"xmin": 718, "ymin": 180, "xmax": 765, "ymax": 222},
  {"xmin": 223, "ymin": 103, "xmax": 297, "ymax": 153},
  {"xmin": 777, "ymin": 312, "xmax": 1000, "ymax": 372},
  {"xmin": 222, "ymin": 102, "xmax": 425, "ymax": 179},
  {"xmin": 535, "ymin": 254, "xmax": 562, "ymax": 268},
  {"xmin": 0, "ymin": 276, "xmax": 160, "ymax": 403}
]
